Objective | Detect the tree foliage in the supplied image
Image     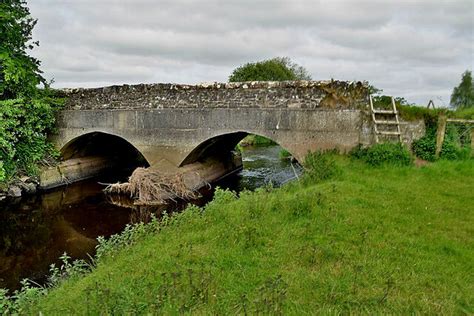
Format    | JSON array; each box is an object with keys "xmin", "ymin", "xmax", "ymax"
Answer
[
  {"xmin": 0, "ymin": 0, "xmax": 62, "ymax": 182},
  {"xmin": 368, "ymin": 85, "xmax": 412, "ymax": 109},
  {"xmin": 450, "ymin": 70, "xmax": 474, "ymax": 109},
  {"xmin": 0, "ymin": 0, "xmax": 46, "ymax": 99},
  {"xmin": 229, "ymin": 57, "xmax": 312, "ymax": 82}
]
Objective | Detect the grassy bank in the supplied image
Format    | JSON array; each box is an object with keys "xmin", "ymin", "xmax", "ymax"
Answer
[{"xmin": 6, "ymin": 158, "xmax": 474, "ymax": 314}]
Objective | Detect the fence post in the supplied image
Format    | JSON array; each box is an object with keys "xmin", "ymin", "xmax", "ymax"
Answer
[
  {"xmin": 435, "ymin": 114, "xmax": 447, "ymax": 159},
  {"xmin": 471, "ymin": 128, "xmax": 474, "ymax": 153}
]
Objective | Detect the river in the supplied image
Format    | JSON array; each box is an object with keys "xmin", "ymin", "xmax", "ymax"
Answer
[{"xmin": 0, "ymin": 145, "xmax": 301, "ymax": 291}]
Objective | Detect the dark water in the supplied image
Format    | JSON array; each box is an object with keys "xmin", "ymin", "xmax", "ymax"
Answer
[{"xmin": 0, "ymin": 145, "xmax": 301, "ymax": 291}]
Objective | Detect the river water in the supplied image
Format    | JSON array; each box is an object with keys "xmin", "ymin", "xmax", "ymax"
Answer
[{"xmin": 0, "ymin": 145, "xmax": 301, "ymax": 291}]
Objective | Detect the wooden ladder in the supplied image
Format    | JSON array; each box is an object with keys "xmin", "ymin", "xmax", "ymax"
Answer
[{"xmin": 369, "ymin": 95, "xmax": 402, "ymax": 143}]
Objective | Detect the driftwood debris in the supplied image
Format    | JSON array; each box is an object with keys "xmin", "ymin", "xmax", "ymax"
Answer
[{"xmin": 104, "ymin": 167, "xmax": 208, "ymax": 205}]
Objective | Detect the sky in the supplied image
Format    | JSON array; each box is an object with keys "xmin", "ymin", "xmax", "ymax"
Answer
[{"xmin": 29, "ymin": 0, "xmax": 473, "ymax": 106}]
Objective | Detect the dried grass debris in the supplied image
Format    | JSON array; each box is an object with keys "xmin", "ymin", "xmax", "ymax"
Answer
[{"xmin": 104, "ymin": 167, "xmax": 207, "ymax": 205}]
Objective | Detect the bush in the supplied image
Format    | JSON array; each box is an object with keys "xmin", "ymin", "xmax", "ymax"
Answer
[
  {"xmin": 412, "ymin": 124, "xmax": 471, "ymax": 161},
  {"xmin": 0, "ymin": 1, "xmax": 64, "ymax": 184},
  {"xmin": 229, "ymin": 57, "xmax": 311, "ymax": 82},
  {"xmin": 0, "ymin": 95, "xmax": 63, "ymax": 180},
  {"xmin": 350, "ymin": 143, "xmax": 413, "ymax": 167},
  {"xmin": 412, "ymin": 129, "xmax": 437, "ymax": 161},
  {"xmin": 303, "ymin": 151, "xmax": 340, "ymax": 182}
]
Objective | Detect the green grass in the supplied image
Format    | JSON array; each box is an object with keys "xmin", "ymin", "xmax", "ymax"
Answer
[
  {"xmin": 397, "ymin": 104, "xmax": 474, "ymax": 122},
  {"xmin": 11, "ymin": 159, "xmax": 474, "ymax": 314},
  {"xmin": 453, "ymin": 107, "xmax": 474, "ymax": 120},
  {"xmin": 398, "ymin": 104, "xmax": 439, "ymax": 122}
]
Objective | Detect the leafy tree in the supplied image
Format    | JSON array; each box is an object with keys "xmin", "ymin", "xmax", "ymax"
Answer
[
  {"xmin": 0, "ymin": 0, "xmax": 46, "ymax": 99},
  {"xmin": 0, "ymin": 0, "xmax": 62, "ymax": 182},
  {"xmin": 450, "ymin": 70, "xmax": 474, "ymax": 109},
  {"xmin": 229, "ymin": 57, "xmax": 312, "ymax": 82}
]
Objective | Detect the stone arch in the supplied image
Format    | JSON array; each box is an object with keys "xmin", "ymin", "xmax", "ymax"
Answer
[
  {"xmin": 179, "ymin": 131, "xmax": 298, "ymax": 167},
  {"xmin": 60, "ymin": 131, "xmax": 150, "ymax": 168}
]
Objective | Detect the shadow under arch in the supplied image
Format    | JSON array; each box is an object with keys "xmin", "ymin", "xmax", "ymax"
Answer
[
  {"xmin": 60, "ymin": 131, "xmax": 150, "ymax": 169},
  {"xmin": 179, "ymin": 131, "xmax": 297, "ymax": 167}
]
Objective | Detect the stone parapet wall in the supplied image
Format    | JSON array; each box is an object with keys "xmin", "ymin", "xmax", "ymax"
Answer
[
  {"xmin": 61, "ymin": 80, "xmax": 369, "ymax": 110},
  {"xmin": 400, "ymin": 119, "xmax": 426, "ymax": 147}
]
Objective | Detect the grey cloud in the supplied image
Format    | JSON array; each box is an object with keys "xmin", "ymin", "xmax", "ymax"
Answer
[{"xmin": 28, "ymin": 0, "xmax": 474, "ymax": 105}]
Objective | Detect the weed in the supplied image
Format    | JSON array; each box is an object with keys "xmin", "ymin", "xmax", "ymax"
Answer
[
  {"xmin": 350, "ymin": 143, "xmax": 413, "ymax": 166},
  {"xmin": 47, "ymin": 253, "xmax": 91, "ymax": 287},
  {"xmin": 413, "ymin": 124, "xmax": 472, "ymax": 161},
  {"xmin": 279, "ymin": 148, "xmax": 292, "ymax": 161},
  {"xmin": 303, "ymin": 151, "xmax": 341, "ymax": 182}
]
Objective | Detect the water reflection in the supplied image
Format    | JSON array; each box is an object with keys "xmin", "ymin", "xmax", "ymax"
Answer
[
  {"xmin": 0, "ymin": 181, "xmax": 131, "ymax": 290},
  {"xmin": 0, "ymin": 144, "xmax": 300, "ymax": 290}
]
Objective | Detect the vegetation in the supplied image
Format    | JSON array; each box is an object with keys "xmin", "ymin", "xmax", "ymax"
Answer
[
  {"xmin": 350, "ymin": 143, "xmax": 413, "ymax": 167},
  {"xmin": 368, "ymin": 84, "xmax": 472, "ymax": 162},
  {"xmin": 450, "ymin": 70, "xmax": 474, "ymax": 109},
  {"xmin": 279, "ymin": 148, "xmax": 292, "ymax": 161},
  {"xmin": 229, "ymin": 57, "xmax": 311, "ymax": 82},
  {"xmin": 397, "ymin": 104, "xmax": 440, "ymax": 122},
  {"xmin": 452, "ymin": 105, "xmax": 474, "ymax": 120},
  {"xmin": 2, "ymin": 154, "xmax": 472, "ymax": 314},
  {"xmin": 0, "ymin": 0, "xmax": 62, "ymax": 183},
  {"xmin": 413, "ymin": 123, "xmax": 471, "ymax": 162},
  {"xmin": 230, "ymin": 58, "xmax": 311, "ymax": 151},
  {"xmin": 303, "ymin": 150, "xmax": 341, "ymax": 182},
  {"xmin": 239, "ymin": 134, "xmax": 276, "ymax": 147},
  {"xmin": 410, "ymin": 106, "xmax": 472, "ymax": 162}
]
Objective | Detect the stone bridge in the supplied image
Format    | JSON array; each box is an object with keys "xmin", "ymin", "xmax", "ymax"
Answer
[{"xmin": 52, "ymin": 80, "xmax": 373, "ymax": 176}]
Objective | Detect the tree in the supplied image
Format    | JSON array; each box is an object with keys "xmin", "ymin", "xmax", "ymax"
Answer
[
  {"xmin": 229, "ymin": 57, "xmax": 312, "ymax": 82},
  {"xmin": 0, "ymin": 0, "xmax": 46, "ymax": 99},
  {"xmin": 0, "ymin": 0, "xmax": 61, "ymax": 182},
  {"xmin": 368, "ymin": 85, "xmax": 411, "ymax": 108},
  {"xmin": 450, "ymin": 70, "xmax": 474, "ymax": 109}
]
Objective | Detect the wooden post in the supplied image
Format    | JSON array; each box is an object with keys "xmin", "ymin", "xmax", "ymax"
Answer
[
  {"xmin": 471, "ymin": 129, "xmax": 474, "ymax": 154},
  {"xmin": 435, "ymin": 114, "xmax": 447, "ymax": 158}
]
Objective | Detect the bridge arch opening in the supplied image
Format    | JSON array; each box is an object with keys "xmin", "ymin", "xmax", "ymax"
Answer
[
  {"xmin": 60, "ymin": 132, "xmax": 149, "ymax": 177},
  {"xmin": 180, "ymin": 132, "xmax": 298, "ymax": 167},
  {"xmin": 179, "ymin": 132, "xmax": 301, "ymax": 190}
]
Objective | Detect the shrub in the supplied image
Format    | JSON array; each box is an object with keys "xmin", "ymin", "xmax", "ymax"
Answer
[
  {"xmin": 412, "ymin": 124, "xmax": 471, "ymax": 161},
  {"xmin": 412, "ymin": 129, "xmax": 437, "ymax": 161},
  {"xmin": 0, "ymin": 95, "xmax": 63, "ymax": 180},
  {"xmin": 303, "ymin": 151, "xmax": 340, "ymax": 182},
  {"xmin": 350, "ymin": 143, "xmax": 413, "ymax": 166},
  {"xmin": 0, "ymin": 1, "xmax": 63, "ymax": 184}
]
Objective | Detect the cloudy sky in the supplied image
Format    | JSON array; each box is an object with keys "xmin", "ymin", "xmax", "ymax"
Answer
[{"xmin": 29, "ymin": 0, "xmax": 473, "ymax": 105}]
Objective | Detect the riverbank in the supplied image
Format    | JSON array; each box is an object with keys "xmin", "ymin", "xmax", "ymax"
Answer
[{"xmin": 3, "ymin": 157, "xmax": 474, "ymax": 314}]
